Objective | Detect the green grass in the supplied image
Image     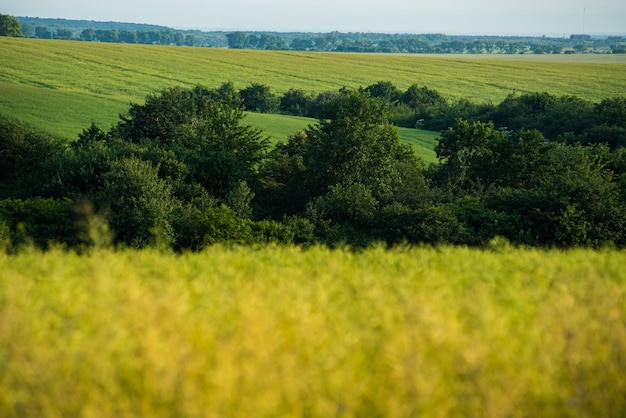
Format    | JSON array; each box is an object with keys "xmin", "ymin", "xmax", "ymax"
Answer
[
  {"xmin": 245, "ymin": 112, "xmax": 440, "ymax": 164},
  {"xmin": 1, "ymin": 245, "xmax": 624, "ymax": 417},
  {"xmin": 244, "ymin": 112, "xmax": 312, "ymax": 143},
  {"xmin": 2, "ymin": 37, "xmax": 626, "ymax": 144},
  {"xmin": 397, "ymin": 127, "xmax": 440, "ymax": 164}
]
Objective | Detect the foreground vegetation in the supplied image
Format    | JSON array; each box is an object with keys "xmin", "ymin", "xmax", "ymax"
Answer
[{"xmin": 1, "ymin": 245, "xmax": 624, "ymax": 417}]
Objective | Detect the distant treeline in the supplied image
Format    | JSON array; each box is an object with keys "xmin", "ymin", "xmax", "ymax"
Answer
[
  {"xmin": 1, "ymin": 82, "xmax": 626, "ymax": 252},
  {"xmin": 15, "ymin": 16, "xmax": 626, "ymax": 54}
]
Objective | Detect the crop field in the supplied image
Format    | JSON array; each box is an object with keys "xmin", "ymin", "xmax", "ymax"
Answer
[
  {"xmin": 1, "ymin": 37, "xmax": 626, "ymax": 143},
  {"xmin": 1, "ymin": 245, "xmax": 624, "ymax": 417}
]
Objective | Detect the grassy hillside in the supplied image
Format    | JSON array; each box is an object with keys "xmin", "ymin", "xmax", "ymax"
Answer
[
  {"xmin": 2, "ymin": 37, "xmax": 625, "ymax": 143},
  {"xmin": 245, "ymin": 112, "xmax": 439, "ymax": 164},
  {"xmin": 1, "ymin": 245, "xmax": 624, "ymax": 417}
]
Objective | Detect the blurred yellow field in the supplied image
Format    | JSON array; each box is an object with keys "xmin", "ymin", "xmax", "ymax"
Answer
[{"xmin": 1, "ymin": 245, "xmax": 624, "ymax": 417}]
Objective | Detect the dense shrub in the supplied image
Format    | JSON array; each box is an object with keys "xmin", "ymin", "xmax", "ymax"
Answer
[
  {"xmin": 99, "ymin": 157, "xmax": 176, "ymax": 248},
  {"xmin": 0, "ymin": 198, "xmax": 77, "ymax": 250}
]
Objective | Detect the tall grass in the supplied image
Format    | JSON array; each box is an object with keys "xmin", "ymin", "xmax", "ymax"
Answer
[
  {"xmin": 2, "ymin": 38, "xmax": 625, "ymax": 140},
  {"xmin": 1, "ymin": 245, "xmax": 624, "ymax": 417}
]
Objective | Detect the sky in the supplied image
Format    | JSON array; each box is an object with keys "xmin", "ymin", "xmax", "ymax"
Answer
[{"xmin": 2, "ymin": 0, "xmax": 625, "ymax": 36}]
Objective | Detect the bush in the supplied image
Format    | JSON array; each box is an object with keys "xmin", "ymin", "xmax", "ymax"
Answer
[
  {"xmin": 172, "ymin": 203, "xmax": 255, "ymax": 251},
  {"xmin": 239, "ymin": 83, "xmax": 278, "ymax": 112},
  {"xmin": 251, "ymin": 216, "xmax": 316, "ymax": 246},
  {"xmin": 306, "ymin": 183, "xmax": 379, "ymax": 226},
  {"xmin": 99, "ymin": 157, "xmax": 176, "ymax": 249},
  {"xmin": 0, "ymin": 198, "xmax": 78, "ymax": 250}
]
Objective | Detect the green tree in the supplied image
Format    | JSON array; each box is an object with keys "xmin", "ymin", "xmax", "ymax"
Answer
[
  {"xmin": 119, "ymin": 30, "xmax": 138, "ymax": 43},
  {"xmin": 279, "ymin": 89, "xmax": 313, "ymax": 116},
  {"xmin": 34, "ymin": 26, "xmax": 52, "ymax": 39},
  {"xmin": 301, "ymin": 90, "xmax": 426, "ymax": 206},
  {"xmin": 306, "ymin": 183, "xmax": 379, "ymax": 226},
  {"xmin": 116, "ymin": 86, "xmax": 269, "ymax": 199},
  {"xmin": 0, "ymin": 120, "xmax": 63, "ymax": 198},
  {"xmin": 55, "ymin": 28, "xmax": 73, "ymax": 40},
  {"xmin": 364, "ymin": 81, "xmax": 402, "ymax": 102},
  {"xmin": 596, "ymin": 97, "xmax": 626, "ymax": 128},
  {"xmin": 100, "ymin": 157, "xmax": 176, "ymax": 248},
  {"xmin": 20, "ymin": 22, "xmax": 34, "ymax": 37},
  {"xmin": 291, "ymin": 38, "xmax": 314, "ymax": 50},
  {"xmin": 0, "ymin": 14, "xmax": 23, "ymax": 37},
  {"xmin": 239, "ymin": 83, "xmax": 278, "ymax": 112},
  {"xmin": 400, "ymin": 85, "xmax": 446, "ymax": 121},
  {"xmin": 434, "ymin": 119, "xmax": 504, "ymax": 191},
  {"xmin": 80, "ymin": 28, "xmax": 96, "ymax": 41},
  {"xmin": 0, "ymin": 198, "xmax": 77, "ymax": 250},
  {"xmin": 487, "ymin": 143, "xmax": 626, "ymax": 247},
  {"xmin": 184, "ymin": 34, "xmax": 196, "ymax": 46},
  {"xmin": 226, "ymin": 32, "xmax": 247, "ymax": 48}
]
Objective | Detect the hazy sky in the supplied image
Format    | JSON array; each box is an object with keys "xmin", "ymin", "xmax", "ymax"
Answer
[{"xmin": 2, "ymin": 0, "xmax": 625, "ymax": 35}]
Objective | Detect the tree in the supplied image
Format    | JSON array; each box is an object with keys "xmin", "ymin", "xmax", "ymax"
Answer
[
  {"xmin": 55, "ymin": 28, "xmax": 73, "ymax": 40},
  {"xmin": 596, "ymin": 97, "xmax": 626, "ymax": 128},
  {"xmin": 184, "ymin": 34, "xmax": 196, "ymax": 46},
  {"xmin": 486, "ymin": 144, "xmax": 626, "ymax": 247},
  {"xmin": 314, "ymin": 34, "xmax": 339, "ymax": 51},
  {"xmin": 306, "ymin": 183, "xmax": 378, "ymax": 226},
  {"xmin": 116, "ymin": 86, "xmax": 269, "ymax": 199},
  {"xmin": 0, "ymin": 14, "xmax": 23, "ymax": 37},
  {"xmin": 279, "ymin": 89, "xmax": 313, "ymax": 116},
  {"xmin": 301, "ymin": 90, "xmax": 426, "ymax": 205},
  {"xmin": 0, "ymin": 120, "xmax": 63, "ymax": 197},
  {"xmin": 226, "ymin": 32, "xmax": 247, "ymax": 49},
  {"xmin": 119, "ymin": 30, "xmax": 138, "ymax": 44},
  {"xmin": 401, "ymin": 85, "xmax": 446, "ymax": 120},
  {"xmin": 100, "ymin": 157, "xmax": 176, "ymax": 248},
  {"xmin": 34, "ymin": 26, "xmax": 52, "ymax": 39},
  {"xmin": 20, "ymin": 22, "xmax": 34, "ymax": 38},
  {"xmin": 434, "ymin": 119, "xmax": 504, "ymax": 190},
  {"xmin": 238, "ymin": 83, "xmax": 278, "ymax": 112},
  {"xmin": 291, "ymin": 38, "xmax": 314, "ymax": 50},
  {"xmin": 364, "ymin": 81, "xmax": 402, "ymax": 102},
  {"xmin": 80, "ymin": 28, "xmax": 96, "ymax": 41}
]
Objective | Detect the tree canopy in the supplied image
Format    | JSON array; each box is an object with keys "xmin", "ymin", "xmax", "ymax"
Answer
[
  {"xmin": 1, "ymin": 83, "xmax": 625, "ymax": 251},
  {"xmin": 0, "ymin": 14, "xmax": 23, "ymax": 37}
]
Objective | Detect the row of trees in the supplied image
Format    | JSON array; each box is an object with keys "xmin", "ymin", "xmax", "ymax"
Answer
[
  {"xmin": 225, "ymin": 31, "xmax": 625, "ymax": 54},
  {"xmin": 226, "ymin": 80, "xmax": 626, "ymax": 151},
  {"xmin": 6, "ymin": 14, "xmax": 624, "ymax": 54},
  {"xmin": 1, "ymin": 84, "xmax": 625, "ymax": 251}
]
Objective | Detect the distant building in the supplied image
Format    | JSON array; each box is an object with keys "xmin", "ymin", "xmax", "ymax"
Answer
[{"xmin": 570, "ymin": 34, "xmax": 591, "ymax": 40}]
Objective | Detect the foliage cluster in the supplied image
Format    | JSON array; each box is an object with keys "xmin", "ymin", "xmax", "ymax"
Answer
[
  {"xmin": 1, "ymin": 245, "xmax": 625, "ymax": 417},
  {"xmin": 0, "ymin": 14, "xmax": 23, "ymax": 38},
  {"xmin": 244, "ymin": 80, "xmax": 626, "ymax": 150},
  {"xmin": 1, "ymin": 83, "xmax": 625, "ymax": 251}
]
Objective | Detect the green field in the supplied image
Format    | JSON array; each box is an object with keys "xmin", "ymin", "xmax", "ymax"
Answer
[
  {"xmin": 1, "ymin": 245, "xmax": 624, "ymax": 417},
  {"xmin": 245, "ymin": 112, "xmax": 440, "ymax": 164},
  {"xmin": 2, "ymin": 37, "xmax": 625, "ymax": 145}
]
